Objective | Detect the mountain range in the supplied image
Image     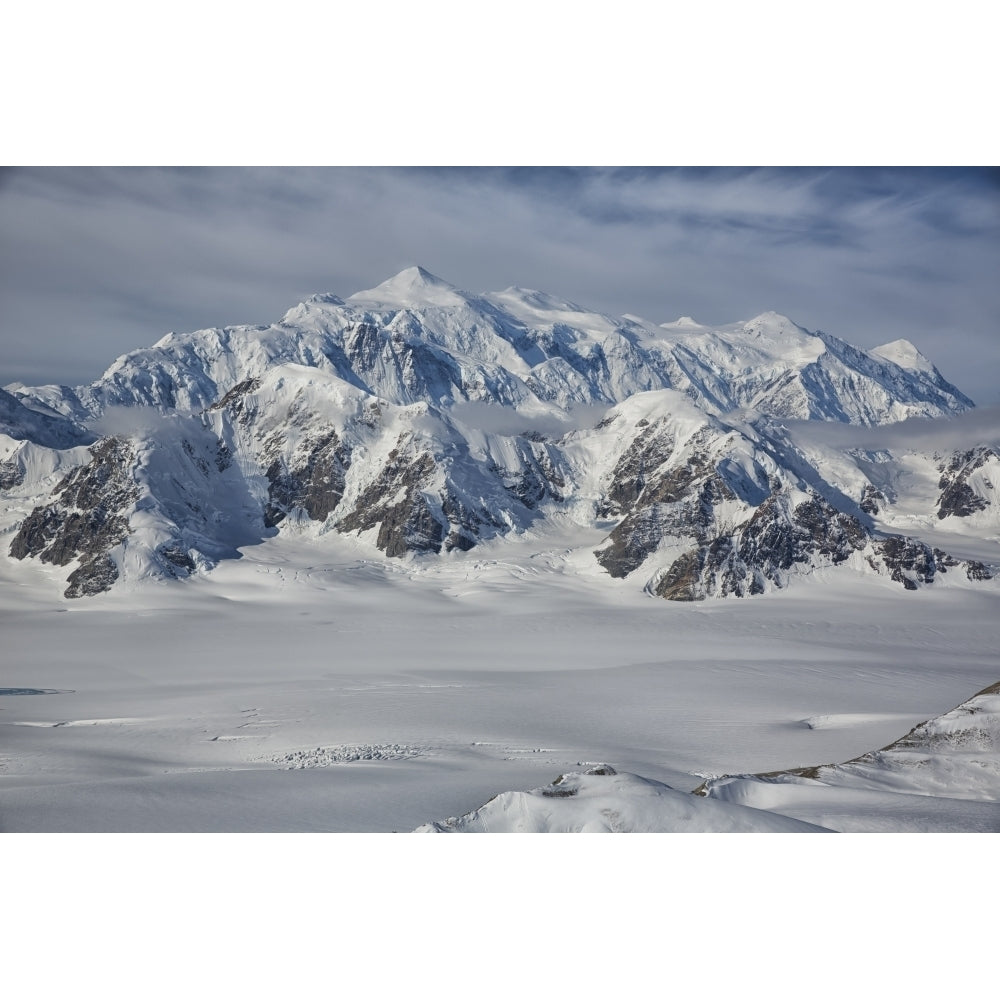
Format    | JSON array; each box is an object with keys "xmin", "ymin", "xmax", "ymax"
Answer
[{"xmin": 2, "ymin": 266, "xmax": 997, "ymax": 599}]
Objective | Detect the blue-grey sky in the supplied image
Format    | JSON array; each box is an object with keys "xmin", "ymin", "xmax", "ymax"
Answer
[{"xmin": 2, "ymin": 166, "xmax": 998, "ymax": 404}]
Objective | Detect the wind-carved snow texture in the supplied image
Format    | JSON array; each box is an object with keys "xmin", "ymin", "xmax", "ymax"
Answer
[{"xmin": 2, "ymin": 267, "xmax": 996, "ymax": 599}]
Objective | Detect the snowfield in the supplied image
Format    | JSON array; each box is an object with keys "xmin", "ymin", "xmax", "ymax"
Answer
[{"xmin": 1, "ymin": 527, "xmax": 997, "ymax": 832}]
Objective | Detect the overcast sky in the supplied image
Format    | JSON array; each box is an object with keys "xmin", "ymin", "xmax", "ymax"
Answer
[{"xmin": 2, "ymin": 166, "xmax": 997, "ymax": 404}]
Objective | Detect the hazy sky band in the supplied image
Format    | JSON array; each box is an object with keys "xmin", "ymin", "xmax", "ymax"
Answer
[{"xmin": 1, "ymin": 167, "xmax": 997, "ymax": 404}]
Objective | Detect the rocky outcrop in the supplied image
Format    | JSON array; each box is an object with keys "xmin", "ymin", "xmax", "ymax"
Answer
[
  {"xmin": 0, "ymin": 459, "xmax": 24, "ymax": 490},
  {"xmin": 937, "ymin": 447, "xmax": 995, "ymax": 519},
  {"xmin": 207, "ymin": 377, "xmax": 262, "ymax": 414},
  {"xmin": 64, "ymin": 553, "xmax": 119, "ymax": 598},
  {"xmin": 859, "ymin": 483, "xmax": 886, "ymax": 515},
  {"xmin": 966, "ymin": 560, "xmax": 994, "ymax": 581},
  {"xmin": 594, "ymin": 423, "xmax": 737, "ymax": 579},
  {"xmin": 651, "ymin": 492, "xmax": 868, "ymax": 601},
  {"xmin": 872, "ymin": 536, "xmax": 936, "ymax": 590},
  {"xmin": 8, "ymin": 437, "xmax": 139, "ymax": 597},
  {"xmin": 498, "ymin": 440, "xmax": 566, "ymax": 511},
  {"xmin": 262, "ymin": 427, "xmax": 351, "ymax": 527},
  {"xmin": 337, "ymin": 441, "xmax": 444, "ymax": 556}
]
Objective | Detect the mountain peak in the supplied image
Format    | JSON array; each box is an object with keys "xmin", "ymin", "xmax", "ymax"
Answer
[
  {"xmin": 347, "ymin": 266, "xmax": 464, "ymax": 308},
  {"xmin": 660, "ymin": 316, "xmax": 703, "ymax": 329},
  {"xmin": 870, "ymin": 338, "xmax": 936, "ymax": 374},
  {"xmin": 394, "ymin": 265, "xmax": 450, "ymax": 286},
  {"xmin": 743, "ymin": 311, "xmax": 802, "ymax": 331}
]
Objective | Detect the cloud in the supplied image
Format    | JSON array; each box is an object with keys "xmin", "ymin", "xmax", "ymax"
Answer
[
  {"xmin": 446, "ymin": 401, "xmax": 611, "ymax": 438},
  {"xmin": 88, "ymin": 405, "xmax": 190, "ymax": 439},
  {"xmin": 782, "ymin": 405, "xmax": 1000, "ymax": 453}
]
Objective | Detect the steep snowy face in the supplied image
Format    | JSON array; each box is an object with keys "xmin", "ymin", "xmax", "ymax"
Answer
[{"xmin": 1, "ymin": 267, "xmax": 993, "ymax": 599}]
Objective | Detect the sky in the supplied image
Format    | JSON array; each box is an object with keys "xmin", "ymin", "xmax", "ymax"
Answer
[{"xmin": 2, "ymin": 166, "xmax": 997, "ymax": 405}]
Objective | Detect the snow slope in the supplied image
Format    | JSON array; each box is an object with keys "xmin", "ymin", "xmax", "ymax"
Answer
[
  {"xmin": 416, "ymin": 764, "xmax": 831, "ymax": 832},
  {"xmin": 697, "ymin": 682, "xmax": 1000, "ymax": 832}
]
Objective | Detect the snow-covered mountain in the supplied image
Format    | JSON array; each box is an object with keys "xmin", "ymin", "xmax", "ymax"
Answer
[{"xmin": 2, "ymin": 267, "xmax": 996, "ymax": 599}]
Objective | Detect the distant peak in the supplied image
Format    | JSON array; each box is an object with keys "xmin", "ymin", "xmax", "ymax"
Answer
[
  {"xmin": 347, "ymin": 266, "xmax": 463, "ymax": 307},
  {"xmin": 870, "ymin": 338, "xmax": 936, "ymax": 374},
  {"xmin": 492, "ymin": 286, "xmax": 586, "ymax": 313},
  {"xmin": 745, "ymin": 311, "xmax": 797, "ymax": 327},
  {"xmin": 661, "ymin": 316, "xmax": 703, "ymax": 329},
  {"xmin": 397, "ymin": 265, "xmax": 449, "ymax": 285}
]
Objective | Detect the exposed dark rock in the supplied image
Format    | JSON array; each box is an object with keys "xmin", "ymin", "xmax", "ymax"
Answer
[
  {"xmin": 0, "ymin": 459, "xmax": 24, "ymax": 490},
  {"xmin": 596, "ymin": 505, "xmax": 674, "ymax": 578},
  {"xmin": 653, "ymin": 549, "xmax": 705, "ymax": 601},
  {"xmin": 345, "ymin": 322, "xmax": 383, "ymax": 370},
  {"xmin": 966, "ymin": 560, "xmax": 994, "ymax": 581},
  {"xmin": 938, "ymin": 481, "xmax": 989, "ymax": 519},
  {"xmin": 874, "ymin": 535, "xmax": 936, "ymax": 590},
  {"xmin": 338, "ymin": 443, "xmax": 444, "ymax": 556},
  {"xmin": 650, "ymin": 492, "xmax": 870, "ymax": 601},
  {"xmin": 64, "ymin": 553, "xmax": 119, "ymax": 598},
  {"xmin": 52, "ymin": 438, "xmax": 139, "ymax": 511},
  {"xmin": 937, "ymin": 447, "xmax": 994, "ymax": 519},
  {"xmin": 859, "ymin": 483, "xmax": 886, "ymax": 515},
  {"xmin": 440, "ymin": 492, "xmax": 494, "ymax": 552},
  {"xmin": 158, "ymin": 545, "xmax": 196, "ymax": 575},
  {"xmin": 377, "ymin": 492, "xmax": 444, "ymax": 557},
  {"xmin": 8, "ymin": 438, "xmax": 139, "ymax": 587},
  {"xmin": 595, "ymin": 424, "xmax": 737, "ymax": 577},
  {"xmin": 207, "ymin": 377, "xmax": 262, "ymax": 411},
  {"xmin": 596, "ymin": 423, "xmax": 673, "ymax": 518},
  {"xmin": 933, "ymin": 547, "xmax": 960, "ymax": 573},
  {"xmin": 502, "ymin": 443, "xmax": 566, "ymax": 510},
  {"xmin": 182, "ymin": 438, "xmax": 211, "ymax": 476},
  {"xmin": 444, "ymin": 530, "xmax": 476, "ymax": 552},
  {"xmin": 263, "ymin": 427, "xmax": 351, "ymax": 527}
]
